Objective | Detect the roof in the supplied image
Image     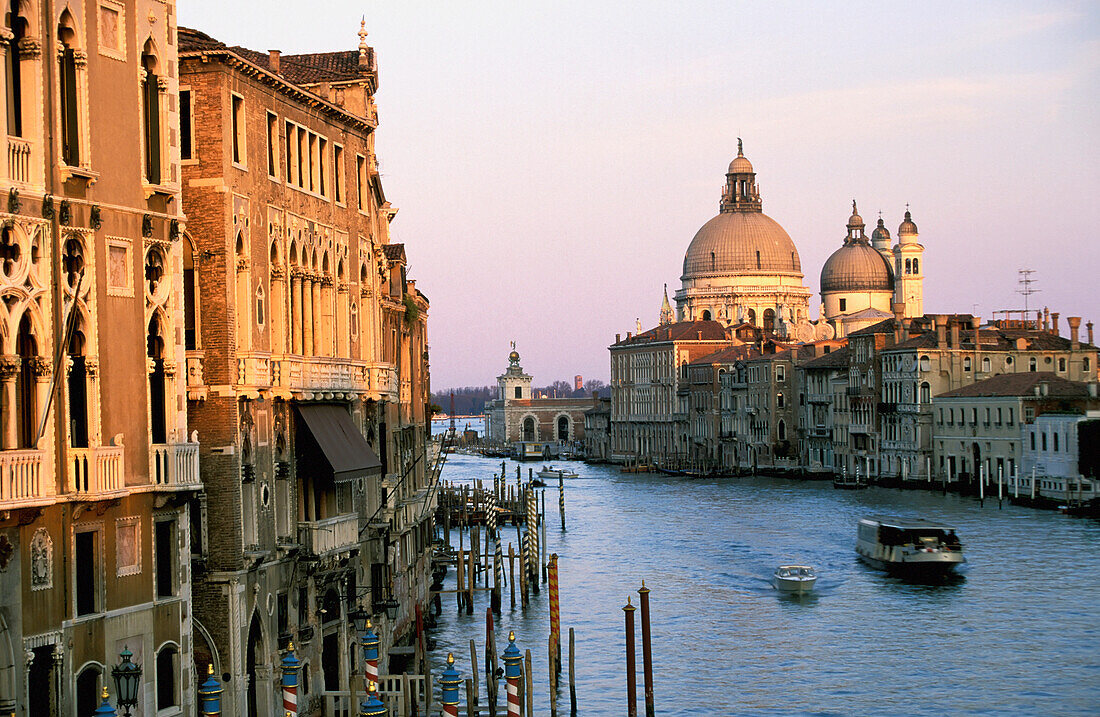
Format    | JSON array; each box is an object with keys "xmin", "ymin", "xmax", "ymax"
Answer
[
  {"xmin": 935, "ymin": 372, "xmax": 1091, "ymax": 400},
  {"xmin": 884, "ymin": 325, "xmax": 1098, "ymax": 354},
  {"xmin": 613, "ymin": 320, "xmax": 728, "ymax": 346},
  {"xmin": 383, "ymin": 243, "xmax": 406, "ymax": 263},
  {"xmin": 682, "ymin": 211, "xmax": 801, "ymax": 278},
  {"xmin": 820, "ymin": 240, "xmax": 894, "ymax": 293},
  {"xmin": 799, "ymin": 345, "xmax": 851, "ymax": 369},
  {"xmin": 688, "ymin": 344, "xmax": 759, "ymax": 367},
  {"xmin": 860, "ymin": 516, "xmax": 955, "ymax": 531}
]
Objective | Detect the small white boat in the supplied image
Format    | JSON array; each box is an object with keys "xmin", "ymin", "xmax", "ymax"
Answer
[
  {"xmin": 772, "ymin": 565, "xmax": 817, "ymax": 594},
  {"xmin": 535, "ymin": 465, "xmax": 579, "ymax": 480}
]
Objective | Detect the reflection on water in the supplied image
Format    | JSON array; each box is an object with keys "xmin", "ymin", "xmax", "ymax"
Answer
[{"xmin": 427, "ymin": 454, "xmax": 1100, "ymax": 715}]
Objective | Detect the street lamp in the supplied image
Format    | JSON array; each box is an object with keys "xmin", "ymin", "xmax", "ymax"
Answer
[
  {"xmin": 349, "ymin": 605, "xmax": 371, "ymax": 634},
  {"xmin": 111, "ymin": 646, "xmax": 142, "ymax": 717},
  {"xmin": 378, "ymin": 597, "xmax": 399, "ymax": 621}
]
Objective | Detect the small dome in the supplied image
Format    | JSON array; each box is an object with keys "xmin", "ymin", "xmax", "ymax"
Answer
[
  {"xmin": 728, "ymin": 154, "xmax": 754, "ymax": 174},
  {"xmin": 508, "ymin": 350, "xmax": 520, "ymax": 363},
  {"xmin": 846, "ymin": 200, "xmax": 864, "ymax": 229},
  {"xmin": 898, "ymin": 209, "xmax": 918, "ymax": 236},
  {"xmin": 820, "ymin": 241, "xmax": 895, "ymax": 293},
  {"xmin": 871, "ymin": 217, "xmax": 891, "ymax": 244},
  {"xmin": 683, "ymin": 212, "xmax": 801, "ymax": 277}
]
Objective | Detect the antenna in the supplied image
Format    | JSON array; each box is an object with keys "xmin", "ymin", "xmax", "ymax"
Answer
[{"xmin": 1016, "ymin": 269, "xmax": 1039, "ymax": 313}]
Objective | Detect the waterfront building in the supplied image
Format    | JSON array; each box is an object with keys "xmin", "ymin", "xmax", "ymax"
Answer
[
  {"xmin": 0, "ymin": 2, "xmax": 200, "ymax": 714},
  {"xmin": 683, "ymin": 344, "xmax": 758, "ymax": 470},
  {"xmin": 609, "ymin": 320, "xmax": 739, "ymax": 465},
  {"xmin": 1020, "ymin": 410, "xmax": 1100, "ymax": 502},
  {"xmin": 674, "ymin": 142, "xmax": 811, "ymax": 335},
  {"xmin": 483, "ymin": 346, "xmax": 590, "ymax": 450},
  {"xmin": 179, "ymin": 24, "xmax": 433, "ymax": 716},
  {"xmin": 583, "ymin": 396, "xmax": 611, "ymax": 462},
  {"xmin": 932, "ymin": 373, "xmax": 1100, "ymax": 495},
  {"xmin": 797, "ymin": 345, "xmax": 851, "ymax": 474}
]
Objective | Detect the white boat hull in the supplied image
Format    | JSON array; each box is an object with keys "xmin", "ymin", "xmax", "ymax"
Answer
[{"xmin": 773, "ymin": 575, "xmax": 816, "ymax": 594}]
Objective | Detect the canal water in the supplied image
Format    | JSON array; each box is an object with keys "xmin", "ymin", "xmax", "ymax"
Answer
[{"xmin": 427, "ymin": 454, "xmax": 1100, "ymax": 715}]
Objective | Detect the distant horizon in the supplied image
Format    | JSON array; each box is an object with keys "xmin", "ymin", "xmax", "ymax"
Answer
[{"xmin": 180, "ymin": 1, "xmax": 1100, "ymax": 389}]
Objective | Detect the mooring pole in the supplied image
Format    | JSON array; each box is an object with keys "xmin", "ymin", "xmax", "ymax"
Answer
[
  {"xmin": 548, "ymin": 554, "xmax": 561, "ymax": 673},
  {"xmin": 440, "ymin": 653, "xmax": 461, "ymax": 717},
  {"xmin": 558, "ymin": 471, "xmax": 566, "ymax": 531},
  {"xmin": 638, "ymin": 581, "xmax": 654, "ymax": 717},
  {"xmin": 624, "ymin": 598, "xmax": 638, "ymax": 717},
  {"xmin": 503, "ymin": 632, "xmax": 522, "ymax": 717},
  {"xmin": 568, "ymin": 627, "xmax": 577, "ymax": 716}
]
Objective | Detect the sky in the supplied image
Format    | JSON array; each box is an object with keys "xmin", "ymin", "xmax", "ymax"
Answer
[{"xmin": 178, "ymin": 1, "xmax": 1100, "ymax": 390}]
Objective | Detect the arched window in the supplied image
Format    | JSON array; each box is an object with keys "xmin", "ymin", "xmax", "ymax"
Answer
[
  {"xmin": 16, "ymin": 313, "xmax": 37, "ymax": 448},
  {"xmin": 557, "ymin": 416, "xmax": 569, "ymax": 442},
  {"xmin": 963, "ymin": 356, "xmax": 971, "ymax": 371},
  {"xmin": 920, "ymin": 382, "xmax": 931, "ymax": 404},
  {"xmin": 710, "ymin": 251, "xmax": 715, "ymax": 271},
  {"xmin": 156, "ymin": 645, "xmax": 179, "ymax": 709},
  {"xmin": 147, "ymin": 315, "xmax": 167, "ymax": 444},
  {"xmin": 905, "ymin": 258, "xmax": 912, "ymax": 274},
  {"xmin": 777, "ymin": 420, "xmax": 786, "ymax": 441},
  {"xmin": 755, "ymin": 250, "xmax": 761, "ymax": 269},
  {"xmin": 981, "ymin": 357, "xmax": 991, "ymax": 373},
  {"xmin": 184, "ymin": 237, "xmax": 199, "ymax": 349},
  {"xmin": 141, "ymin": 42, "xmax": 162, "ymax": 183},
  {"xmin": 76, "ymin": 665, "xmax": 102, "ymax": 717},
  {"xmin": 1028, "ymin": 357, "xmax": 1037, "ymax": 372},
  {"xmin": 68, "ymin": 328, "xmax": 88, "ymax": 448},
  {"xmin": 522, "ymin": 417, "xmax": 535, "ymax": 442},
  {"xmin": 255, "ymin": 284, "xmax": 266, "ymax": 328},
  {"xmin": 912, "ymin": 258, "xmax": 919, "ymax": 274},
  {"xmin": 702, "ymin": 310, "xmax": 711, "ymax": 321},
  {"xmin": 58, "ymin": 11, "xmax": 80, "ymax": 165},
  {"xmin": 6, "ymin": 0, "xmax": 26, "ymax": 137},
  {"xmin": 763, "ymin": 308, "xmax": 775, "ymax": 333}
]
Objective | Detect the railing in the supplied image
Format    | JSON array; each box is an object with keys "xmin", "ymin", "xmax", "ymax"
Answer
[
  {"xmin": 320, "ymin": 675, "xmax": 431, "ymax": 716},
  {"xmin": 807, "ymin": 393, "xmax": 832, "ymax": 404},
  {"xmin": 299, "ymin": 513, "xmax": 359, "ymax": 556},
  {"xmin": 268, "ymin": 355, "xmax": 372, "ymax": 395},
  {"xmin": 68, "ymin": 446, "xmax": 123, "ymax": 494},
  {"xmin": 7, "ymin": 136, "xmax": 31, "ymax": 184},
  {"xmin": 0, "ymin": 449, "xmax": 47, "ymax": 503},
  {"xmin": 152, "ymin": 442, "xmax": 201, "ymax": 487}
]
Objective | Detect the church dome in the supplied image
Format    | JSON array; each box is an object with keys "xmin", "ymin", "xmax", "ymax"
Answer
[
  {"xmin": 820, "ymin": 241, "xmax": 894, "ymax": 293},
  {"xmin": 898, "ymin": 209, "xmax": 918, "ymax": 237},
  {"xmin": 871, "ymin": 217, "xmax": 891, "ymax": 244},
  {"xmin": 682, "ymin": 212, "xmax": 801, "ymax": 277},
  {"xmin": 728, "ymin": 154, "xmax": 754, "ymax": 174}
]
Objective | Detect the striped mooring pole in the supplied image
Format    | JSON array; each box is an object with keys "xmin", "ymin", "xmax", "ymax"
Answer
[
  {"xmin": 503, "ymin": 631, "xmax": 523, "ymax": 717},
  {"xmin": 362, "ymin": 619, "xmax": 380, "ymax": 691},
  {"xmin": 441, "ymin": 652, "xmax": 462, "ymax": 717},
  {"xmin": 281, "ymin": 642, "xmax": 301, "ymax": 716},
  {"xmin": 199, "ymin": 664, "xmax": 223, "ymax": 716},
  {"xmin": 526, "ymin": 487, "xmax": 539, "ymax": 588},
  {"xmin": 548, "ymin": 554, "xmax": 561, "ymax": 671},
  {"xmin": 558, "ymin": 471, "xmax": 566, "ymax": 530},
  {"xmin": 360, "ymin": 682, "xmax": 388, "ymax": 717}
]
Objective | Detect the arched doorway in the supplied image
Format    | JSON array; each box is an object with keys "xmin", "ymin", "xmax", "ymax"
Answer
[
  {"xmin": 246, "ymin": 611, "xmax": 264, "ymax": 717},
  {"xmin": 701, "ymin": 309, "xmax": 711, "ymax": 321},
  {"xmin": 147, "ymin": 314, "xmax": 167, "ymax": 444},
  {"xmin": 75, "ymin": 664, "xmax": 102, "ymax": 717},
  {"xmin": 557, "ymin": 416, "xmax": 569, "ymax": 442},
  {"xmin": 522, "ymin": 417, "xmax": 535, "ymax": 442},
  {"xmin": 16, "ymin": 313, "xmax": 37, "ymax": 448}
]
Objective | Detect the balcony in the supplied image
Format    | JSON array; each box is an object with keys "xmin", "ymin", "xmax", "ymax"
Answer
[
  {"xmin": 299, "ymin": 513, "xmax": 360, "ymax": 557},
  {"xmin": 877, "ymin": 402, "xmax": 897, "ymax": 414},
  {"xmin": 0, "ymin": 449, "xmax": 48, "ymax": 504},
  {"xmin": 68, "ymin": 446, "xmax": 124, "ymax": 496},
  {"xmin": 808, "ymin": 427, "xmax": 831, "ymax": 439},
  {"xmin": 807, "ymin": 393, "xmax": 831, "ymax": 404},
  {"xmin": 268, "ymin": 355, "xmax": 372, "ymax": 398},
  {"xmin": 152, "ymin": 442, "xmax": 201, "ymax": 488},
  {"xmin": 7, "ymin": 136, "xmax": 31, "ymax": 184}
]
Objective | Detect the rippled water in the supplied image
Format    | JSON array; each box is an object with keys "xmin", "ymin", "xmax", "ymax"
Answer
[{"xmin": 427, "ymin": 454, "xmax": 1100, "ymax": 715}]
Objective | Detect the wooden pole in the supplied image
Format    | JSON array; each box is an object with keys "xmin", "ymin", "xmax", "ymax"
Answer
[
  {"xmin": 470, "ymin": 639, "xmax": 480, "ymax": 707},
  {"xmin": 624, "ymin": 598, "xmax": 638, "ymax": 717},
  {"xmin": 457, "ymin": 548, "xmax": 467, "ymax": 612},
  {"xmin": 638, "ymin": 582, "xmax": 654, "ymax": 717},
  {"xmin": 487, "ymin": 610, "xmax": 499, "ymax": 716},
  {"xmin": 508, "ymin": 543, "xmax": 516, "ymax": 609},
  {"xmin": 558, "ymin": 471, "xmax": 566, "ymax": 531},
  {"xmin": 467, "ymin": 537, "xmax": 476, "ymax": 614},
  {"xmin": 465, "ymin": 678, "xmax": 475, "ymax": 717},
  {"xmin": 548, "ymin": 554, "xmax": 561, "ymax": 672},
  {"xmin": 524, "ymin": 649, "xmax": 534, "ymax": 717},
  {"xmin": 548, "ymin": 634, "xmax": 558, "ymax": 717},
  {"xmin": 541, "ymin": 491, "xmax": 548, "ymax": 582},
  {"xmin": 568, "ymin": 628, "xmax": 577, "ymax": 716}
]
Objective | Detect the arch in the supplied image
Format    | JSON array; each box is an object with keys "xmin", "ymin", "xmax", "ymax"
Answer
[
  {"xmin": 155, "ymin": 641, "xmax": 180, "ymax": 709},
  {"xmin": 360, "ymin": 262, "xmax": 368, "ymax": 285},
  {"xmin": 762, "ymin": 308, "xmax": 776, "ymax": 333},
  {"xmin": 75, "ymin": 662, "xmax": 104, "ymax": 717},
  {"xmin": 747, "ymin": 308, "xmax": 756, "ymax": 326},
  {"xmin": 289, "ymin": 242, "xmax": 299, "ymax": 267},
  {"xmin": 184, "ymin": 234, "xmax": 199, "ymax": 350},
  {"xmin": 57, "ymin": 8, "xmax": 82, "ymax": 165},
  {"xmin": 140, "ymin": 36, "xmax": 160, "ymax": 74},
  {"xmin": 16, "ymin": 311, "xmax": 37, "ymax": 447},
  {"xmin": 701, "ymin": 309, "xmax": 711, "ymax": 321},
  {"xmin": 192, "ymin": 618, "xmax": 221, "ymax": 682},
  {"xmin": 556, "ymin": 414, "xmax": 570, "ymax": 442},
  {"xmin": 147, "ymin": 312, "xmax": 168, "ymax": 443},
  {"xmin": 56, "ymin": 7, "xmax": 80, "ymax": 47},
  {"xmin": 521, "ymin": 415, "xmax": 536, "ymax": 442},
  {"xmin": 0, "ymin": 614, "xmax": 16, "ymax": 714},
  {"xmin": 245, "ymin": 610, "xmax": 266, "ymax": 717},
  {"xmin": 67, "ymin": 318, "xmax": 88, "ymax": 447},
  {"xmin": 912, "ymin": 258, "xmax": 919, "ymax": 274},
  {"xmin": 235, "ymin": 230, "xmax": 246, "ymax": 257}
]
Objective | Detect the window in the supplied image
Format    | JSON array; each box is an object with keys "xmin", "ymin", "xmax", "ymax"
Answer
[
  {"xmin": 981, "ymin": 357, "xmax": 991, "ymax": 373},
  {"xmin": 1053, "ymin": 432, "xmax": 1059, "ymax": 452},
  {"xmin": 776, "ymin": 365, "xmax": 785, "ymax": 382},
  {"xmin": 970, "ymin": 407, "xmax": 977, "ymax": 425},
  {"xmin": 318, "ymin": 137, "xmax": 328, "ymax": 195},
  {"xmin": 1007, "ymin": 408, "xmax": 1014, "ymax": 426},
  {"xmin": 1030, "ymin": 431, "xmax": 1035, "ymax": 450},
  {"xmin": 58, "ymin": 14, "xmax": 81, "ymax": 165},
  {"xmin": 1029, "ymin": 357, "xmax": 1037, "ymax": 372},
  {"xmin": 183, "ymin": 237, "xmax": 198, "ymax": 349},
  {"xmin": 75, "ymin": 528, "xmax": 99, "ymax": 616},
  {"xmin": 6, "ymin": 0, "xmax": 25, "ymax": 136},
  {"xmin": 996, "ymin": 407, "xmax": 1002, "ymax": 425},
  {"xmin": 776, "ymin": 392, "xmax": 785, "ymax": 409},
  {"xmin": 356, "ymin": 154, "xmax": 366, "ymax": 211},
  {"xmin": 334, "ymin": 144, "xmax": 345, "ymax": 203},
  {"xmin": 285, "ymin": 120, "xmax": 296, "ymax": 185},
  {"xmin": 255, "ymin": 284, "xmax": 266, "ymax": 328},
  {"xmin": 156, "ymin": 645, "xmax": 179, "ymax": 709},
  {"xmin": 267, "ymin": 111, "xmax": 278, "ymax": 177},
  {"xmin": 919, "ymin": 382, "xmax": 930, "ymax": 404},
  {"xmin": 154, "ymin": 518, "xmax": 177, "ymax": 598},
  {"xmin": 231, "ymin": 93, "xmax": 245, "ymax": 166},
  {"xmin": 180, "ymin": 89, "xmax": 193, "ymax": 160},
  {"xmin": 141, "ymin": 46, "xmax": 163, "ymax": 183},
  {"xmin": 76, "ymin": 666, "xmax": 102, "ymax": 717},
  {"xmin": 963, "ymin": 357, "xmax": 972, "ymax": 371},
  {"xmin": 1041, "ymin": 432, "xmax": 1047, "ymax": 451},
  {"xmin": 1086, "ymin": 357, "xmax": 1092, "ymax": 373},
  {"xmin": 1058, "ymin": 357, "xmax": 1066, "ymax": 372},
  {"xmin": 116, "ymin": 517, "xmax": 141, "ymax": 576},
  {"xmin": 838, "ymin": 298, "xmax": 846, "ymax": 312},
  {"xmin": 514, "ymin": 386, "xmax": 521, "ymax": 399},
  {"xmin": 777, "ymin": 420, "xmax": 787, "ymax": 441}
]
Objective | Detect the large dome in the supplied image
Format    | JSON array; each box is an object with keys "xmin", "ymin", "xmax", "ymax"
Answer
[
  {"xmin": 820, "ymin": 241, "xmax": 894, "ymax": 293},
  {"xmin": 682, "ymin": 212, "xmax": 802, "ymax": 278}
]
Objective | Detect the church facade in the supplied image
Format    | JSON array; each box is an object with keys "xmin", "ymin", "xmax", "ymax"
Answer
[{"xmin": 483, "ymin": 347, "xmax": 590, "ymax": 450}]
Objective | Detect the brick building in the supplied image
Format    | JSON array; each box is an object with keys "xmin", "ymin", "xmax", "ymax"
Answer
[
  {"xmin": 0, "ymin": 2, "xmax": 200, "ymax": 715},
  {"xmin": 179, "ymin": 23, "xmax": 432, "ymax": 716}
]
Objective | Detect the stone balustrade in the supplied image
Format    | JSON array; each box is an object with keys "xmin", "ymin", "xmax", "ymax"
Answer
[
  {"xmin": 152, "ymin": 441, "xmax": 201, "ymax": 487},
  {"xmin": 298, "ymin": 513, "xmax": 359, "ymax": 556},
  {"xmin": 7, "ymin": 136, "xmax": 31, "ymax": 184},
  {"xmin": 68, "ymin": 446, "xmax": 123, "ymax": 495},
  {"xmin": 0, "ymin": 449, "xmax": 47, "ymax": 503}
]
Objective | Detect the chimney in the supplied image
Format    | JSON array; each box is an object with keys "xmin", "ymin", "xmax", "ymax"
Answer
[
  {"xmin": 615, "ymin": 333, "xmax": 621, "ymax": 343},
  {"xmin": 1043, "ymin": 307, "xmax": 1050, "ymax": 330},
  {"xmin": 1088, "ymin": 321, "xmax": 1094, "ymax": 346},
  {"xmin": 268, "ymin": 50, "xmax": 281, "ymax": 74},
  {"xmin": 1040, "ymin": 381, "xmax": 1049, "ymax": 397},
  {"xmin": 935, "ymin": 314, "xmax": 947, "ymax": 349},
  {"xmin": 1068, "ymin": 317, "xmax": 1081, "ymax": 351},
  {"xmin": 626, "ymin": 332, "xmax": 632, "ymax": 339},
  {"xmin": 1051, "ymin": 312, "xmax": 1060, "ymax": 336},
  {"xmin": 892, "ymin": 302, "xmax": 907, "ymax": 342},
  {"xmin": 949, "ymin": 318, "xmax": 959, "ymax": 350},
  {"xmin": 697, "ymin": 331, "xmax": 703, "ymax": 340}
]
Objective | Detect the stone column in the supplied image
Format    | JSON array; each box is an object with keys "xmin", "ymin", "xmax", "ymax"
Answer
[
  {"xmin": 302, "ymin": 274, "xmax": 314, "ymax": 356},
  {"xmin": 291, "ymin": 270, "xmax": 304, "ymax": 355},
  {"xmin": 311, "ymin": 275, "xmax": 322, "ymax": 356},
  {"xmin": 270, "ymin": 266, "xmax": 286, "ymax": 354},
  {"xmin": 0, "ymin": 356, "xmax": 19, "ymax": 449}
]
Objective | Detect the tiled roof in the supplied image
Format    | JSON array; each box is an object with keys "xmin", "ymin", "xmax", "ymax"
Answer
[
  {"xmin": 613, "ymin": 320, "xmax": 729, "ymax": 346},
  {"xmin": 935, "ymin": 372, "xmax": 1091, "ymax": 399},
  {"xmin": 799, "ymin": 345, "xmax": 851, "ymax": 369},
  {"xmin": 229, "ymin": 45, "xmax": 370, "ymax": 85},
  {"xmin": 383, "ymin": 244, "xmax": 406, "ymax": 262},
  {"xmin": 846, "ymin": 318, "xmax": 897, "ymax": 337},
  {"xmin": 884, "ymin": 326, "xmax": 1098, "ymax": 353},
  {"xmin": 689, "ymin": 344, "xmax": 759, "ymax": 366}
]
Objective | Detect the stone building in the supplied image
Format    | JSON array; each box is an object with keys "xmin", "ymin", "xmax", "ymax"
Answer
[
  {"xmin": 583, "ymin": 396, "xmax": 611, "ymax": 462},
  {"xmin": 674, "ymin": 141, "xmax": 811, "ymax": 334},
  {"xmin": 796, "ymin": 345, "xmax": 851, "ymax": 475},
  {"xmin": 484, "ymin": 346, "xmax": 589, "ymax": 450},
  {"xmin": 0, "ymin": 2, "xmax": 200, "ymax": 715},
  {"xmin": 1020, "ymin": 411, "xmax": 1100, "ymax": 502},
  {"xmin": 179, "ymin": 23, "xmax": 432, "ymax": 716}
]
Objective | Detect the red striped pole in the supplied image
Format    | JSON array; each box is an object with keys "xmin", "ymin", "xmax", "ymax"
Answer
[
  {"xmin": 503, "ymin": 631, "xmax": 522, "ymax": 717},
  {"xmin": 280, "ymin": 641, "xmax": 301, "ymax": 716},
  {"xmin": 548, "ymin": 554, "xmax": 561, "ymax": 672},
  {"xmin": 362, "ymin": 619, "xmax": 380, "ymax": 693}
]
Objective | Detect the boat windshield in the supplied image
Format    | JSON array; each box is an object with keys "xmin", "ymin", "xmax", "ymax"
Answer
[
  {"xmin": 879, "ymin": 526, "xmax": 956, "ymax": 547},
  {"xmin": 798, "ymin": 568, "xmax": 814, "ymax": 577}
]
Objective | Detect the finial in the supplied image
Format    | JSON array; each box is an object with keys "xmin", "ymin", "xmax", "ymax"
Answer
[
  {"xmin": 447, "ymin": 652, "xmax": 455, "ymax": 665},
  {"xmin": 852, "ymin": 199, "xmax": 857, "ymax": 214},
  {"xmin": 368, "ymin": 680, "xmax": 378, "ymax": 693},
  {"xmin": 737, "ymin": 137, "xmax": 743, "ymax": 156},
  {"xmin": 102, "ymin": 686, "xmax": 109, "ymax": 700},
  {"xmin": 358, "ymin": 16, "xmax": 369, "ymax": 53},
  {"xmin": 508, "ymin": 630, "xmax": 516, "ymax": 641},
  {"xmin": 287, "ymin": 641, "xmax": 294, "ymax": 651},
  {"xmin": 208, "ymin": 664, "xmax": 214, "ymax": 675}
]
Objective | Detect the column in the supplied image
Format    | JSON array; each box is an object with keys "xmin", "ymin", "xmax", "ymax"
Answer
[
  {"xmin": 311, "ymin": 275, "xmax": 321, "ymax": 356},
  {"xmin": 291, "ymin": 270, "xmax": 303, "ymax": 355},
  {"xmin": 0, "ymin": 356, "xmax": 19, "ymax": 449},
  {"xmin": 302, "ymin": 274, "xmax": 314, "ymax": 356}
]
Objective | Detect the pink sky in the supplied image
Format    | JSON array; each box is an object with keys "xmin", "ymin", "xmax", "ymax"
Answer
[{"xmin": 180, "ymin": 1, "xmax": 1100, "ymax": 389}]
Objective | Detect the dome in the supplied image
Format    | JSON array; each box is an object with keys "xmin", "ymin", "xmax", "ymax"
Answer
[
  {"xmin": 508, "ymin": 350, "xmax": 520, "ymax": 363},
  {"xmin": 898, "ymin": 209, "xmax": 918, "ymax": 236},
  {"xmin": 820, "ymin": 241, "xmax": 894, "ymax": 293},
  {"xmin": 682, "ymin": 212, "xmax": 801, "ymax": 277},
  {"xmin": 728, "ymin": 155, "xmax": 754, "ymax": 174},
  {"xmin": 871, "ymin": 217, "xmax": 891, "ymax": 244}
]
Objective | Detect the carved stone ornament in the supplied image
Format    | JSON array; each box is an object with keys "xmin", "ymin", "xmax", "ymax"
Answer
[
  {"xmin": 0, "ymin": 355, "xmax": 19, "ymax": 380},
  {"xmin": 41, "ymin": 194, "xmax": 54, "ymax": 220},
  {"xmin": 84, "ymin": 357, "xmax": 98, "ymax": 378},
  {"xmin": 7, "ymin": 188, "xmax": 20, "ymax": 214},
  {"xmin": 270, "ymin": 265, "xmax": 286, "ymax": 280},
  {"xmin": 58, "ymin": 199, "xmax": 71, "ymax": 226},
  {"xmin": 142, "ymin": 214, "xmax": 154, "ymax": 238},
  {"xmin": 236, "ymin": 257, "xmax": 249, "ymax": 273},
  {"xmin": 0, "ymin": 533, "xmax": 13, "ymax": 571},
  {"xmin": 162, "ymin": 361, "xmax": 177, "ymax": 378},
  {"xmin": 30, "ymin": 527, "xmax": 52, "ymax": 590},
  {"xmin": 29, "ymin": 357, "xmax": 51, "ymax": 379},
  {"xmin": 89, "ymin": 204, "xmax": 102, "ymax": 230},
  {"xmin": 17, "ymin": 36, "xmax": 41, "ymax": 60},
  {"xmin": 170, "ymin": 219, "xmax": 181, "ymax": 241}
]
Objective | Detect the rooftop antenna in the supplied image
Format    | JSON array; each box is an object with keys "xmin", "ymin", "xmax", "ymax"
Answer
[{"xmin": 1017, "ymin": 269, "xmax": 1039, "ymax": 314}]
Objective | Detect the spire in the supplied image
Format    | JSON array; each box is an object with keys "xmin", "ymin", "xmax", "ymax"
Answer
[
  {"xmin": 358, "ymin": 16, "xmax": 369, "ymax": 53},
  {"xmin": 659, "ymin": 284, "xmax": 674, "ymax": 326},
  {"xmin": 846, "ymin": 200, "xmax": 866, "ymax": 243}
]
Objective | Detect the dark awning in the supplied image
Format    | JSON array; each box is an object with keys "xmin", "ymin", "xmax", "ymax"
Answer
[{"xmin": 295, "ymin": 404, "xmax": 381, "ymax": 482}]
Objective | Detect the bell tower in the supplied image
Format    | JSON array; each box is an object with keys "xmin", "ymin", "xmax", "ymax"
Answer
[{"xmin": 893, "ymin": 206, "xmax": 924, "ymax": 318}]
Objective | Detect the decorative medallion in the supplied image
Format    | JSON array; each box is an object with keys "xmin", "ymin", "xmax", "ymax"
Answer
[{"xmin": 30, "ymin": 527, "xmax": 52, "ymax": 590}]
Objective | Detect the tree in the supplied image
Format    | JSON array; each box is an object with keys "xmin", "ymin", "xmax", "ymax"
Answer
[{"xmin": 583, "ymin": 379, "xmax": 607, "ymax": 396}]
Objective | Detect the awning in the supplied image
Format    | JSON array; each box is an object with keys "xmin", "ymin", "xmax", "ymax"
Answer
[{"xmin": 295, "ymin": 404, "xmax": 381, "ymax": 482}]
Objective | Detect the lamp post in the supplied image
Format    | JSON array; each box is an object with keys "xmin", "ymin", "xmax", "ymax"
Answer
[
  {"xmin": 111, "ymin": 647, "xmax": 142, "ymax": 717},
  {"xmin": 281, "ymin": 642, "xmax": 301, "ymax": 716},
  {"xmin": 198, "ymin": 664, "xmax": 223, "ymax": 716},
  {"xmin": 93, "ymin": 687, "xmax": 117, "ymax": 717}
]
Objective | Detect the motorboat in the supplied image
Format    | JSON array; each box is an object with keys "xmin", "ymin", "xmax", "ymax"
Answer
[
  {"xmin": 856, "ymin": 516, "xmax": 965, "ymax": 576},
  {"xmin": 772, "ymin": 565, "xmax": 816, "ymax": 594},
  {"xmin": 536, "ymin": 466, "xmax": 579, "ymax": 480}
]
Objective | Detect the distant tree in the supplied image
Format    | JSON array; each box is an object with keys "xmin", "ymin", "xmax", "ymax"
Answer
[
  {"xmin": 430, "ymin": 386, "xmax": 496, "ymax": 415},
  {"xmin": 583, "ymin": 379, "xmax": 607, "ymax": 396},
  {"xmin": 549, "ymin": 380, "xmax": 572, "ymax": 398}
]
